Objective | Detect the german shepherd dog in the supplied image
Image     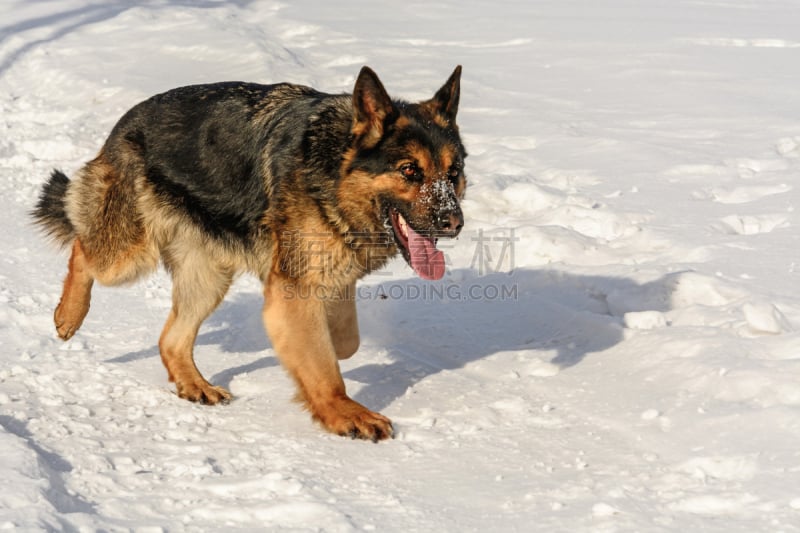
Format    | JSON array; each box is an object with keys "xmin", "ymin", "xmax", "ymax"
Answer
[{"xmin": 32, "ymin": 66, "xmax": 466, "ymax": 441}]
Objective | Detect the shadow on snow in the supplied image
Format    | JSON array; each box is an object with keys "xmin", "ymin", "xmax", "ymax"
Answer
[
  {"xmin": 108, "ymin": 267, "xmax": 681, "ymax": 410},
  {"xmin": 0, "ymin": 0, "xmax": 258, "ymax": 75},
  {"xmin": 346, "ymin": 268, "xmax": 676, "ymax": 410}
]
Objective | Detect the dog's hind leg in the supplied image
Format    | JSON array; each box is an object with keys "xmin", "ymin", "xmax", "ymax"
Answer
[
  {"xmin": 159, "ymin": 246, "xmax": 233, "ymax": 404},
  {"xmin": 54, "ymin": 239, "xmax": 94, "ymax": 340},
  {"xmin": 50, "ymin": 148, "xmax": 158, "ymax": 340}
]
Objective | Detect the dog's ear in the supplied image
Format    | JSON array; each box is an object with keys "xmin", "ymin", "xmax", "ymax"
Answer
[
  {"xmin": 425, "ymin": 65, "xmax": 462, "ymax": 125},
  {"xmin": 352, "ymin": 67, "xmax": 397, "ymax": 147}
]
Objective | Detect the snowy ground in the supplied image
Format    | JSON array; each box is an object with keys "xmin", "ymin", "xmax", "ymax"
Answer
[{"xmin": 2, "ymin": 0, "xmax": 800, "ymax": 531}]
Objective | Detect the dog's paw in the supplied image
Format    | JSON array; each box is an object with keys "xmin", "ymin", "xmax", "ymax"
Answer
[
  {"xmin": 175, "ymin": 380, "xmax": 232, "ymax": 405},
  {"xmin": 313, "ymin": 396, "xmax": 394, "ymax": 442},
  {"xmin": 54, "ymin": 300, "xmax": 89, "ymax": 341}
]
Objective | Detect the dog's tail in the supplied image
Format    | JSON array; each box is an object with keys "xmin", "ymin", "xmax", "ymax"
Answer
[{"xmin": 31, "ymin": 169, "xmax": 75, "ymax": 247}]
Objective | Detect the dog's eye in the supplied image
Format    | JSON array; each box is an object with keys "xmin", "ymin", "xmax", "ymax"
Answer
[
  {"xmin": 399, "ymin": 163, "xmax": 422, "ymax": 181},
  {"xmin": 448, "ymin": 164, "xmax": 462, "ymax": 182}
]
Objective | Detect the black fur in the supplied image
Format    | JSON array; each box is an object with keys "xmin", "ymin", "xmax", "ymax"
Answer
[
  {"xmin": 32, "ymin": 169, "xmax": 74, "ymax": 245},
  {"xmin": 34, "ymin": 70, "xmax": 466, "ymax": 264},
  {"xmin": 114, "ymin": 83, "xmax": 279, "ymax": 244},
  {"xmin": 98, "ymin": 79, "xmax": 464, "ymax": 249},
  {"xmin": 30, "ymin": 67, "xmax": 467, "ymax": 440}
]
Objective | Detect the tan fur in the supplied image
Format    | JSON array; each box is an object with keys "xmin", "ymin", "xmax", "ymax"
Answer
[
  {"xmin": 54, "ymin": 239, "xmax": 94, "ymax": 340},
  {"xmin": 39, "ymin": 67, "xmax": 465, "ymax": 441},
  {"xmin": 263, "ymin": 274, "xmax": 390, "ymax": 439},
  {"xmin": 52, "ymin": 139, "xmax": 393, "ymax": 437},
  {"xmin": 328, "ymin": 282, "xmax": 360, "ymax": 361},
  {"xmin": 64, "ymin": 152, "xmax": 159, "ymax": 285}
]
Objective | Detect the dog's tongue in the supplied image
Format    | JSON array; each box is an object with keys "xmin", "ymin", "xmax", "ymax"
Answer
[{"xmin": 407, "ymin": 225, "xmax": 445, "ymax": 280}]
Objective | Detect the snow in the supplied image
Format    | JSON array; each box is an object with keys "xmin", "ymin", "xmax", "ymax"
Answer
[{"xmin": 2, "ymin": 0, "xmax": 800, "ymax": 531}]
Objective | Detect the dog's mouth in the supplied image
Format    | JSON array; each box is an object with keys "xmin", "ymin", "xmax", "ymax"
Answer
[{"xmin": 389, "ymin": 208, "xmax": 446, "ymax": 281}]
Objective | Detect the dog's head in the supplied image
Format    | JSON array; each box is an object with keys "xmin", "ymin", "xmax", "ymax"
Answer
[{"xmin": 339, "ymin": 66, "xmax": 466, "ymax": 280}]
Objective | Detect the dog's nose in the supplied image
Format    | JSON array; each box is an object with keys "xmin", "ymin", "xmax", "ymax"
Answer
[{"xmin": 436, "ymin": 208, "xmax": 464, "ymax": 236}]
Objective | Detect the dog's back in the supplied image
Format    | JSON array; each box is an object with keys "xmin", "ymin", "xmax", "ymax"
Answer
[{"xmin": 33, "ymin": 82, "xmax": 343, "ymax": 281}]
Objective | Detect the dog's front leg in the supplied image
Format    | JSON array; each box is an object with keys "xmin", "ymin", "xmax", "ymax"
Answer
[
  {"xmin": 327, "ymin": 282, "xmax": 360, "ymax": 360},
  {"xmin": 263, "ymin": 275, "xmax": 393, "ymax": 441}
]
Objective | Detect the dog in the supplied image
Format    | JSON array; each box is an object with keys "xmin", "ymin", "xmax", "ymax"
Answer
[{"xmin": 32, "ymin": 66, "xmax": 466, "ymax": 441}]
